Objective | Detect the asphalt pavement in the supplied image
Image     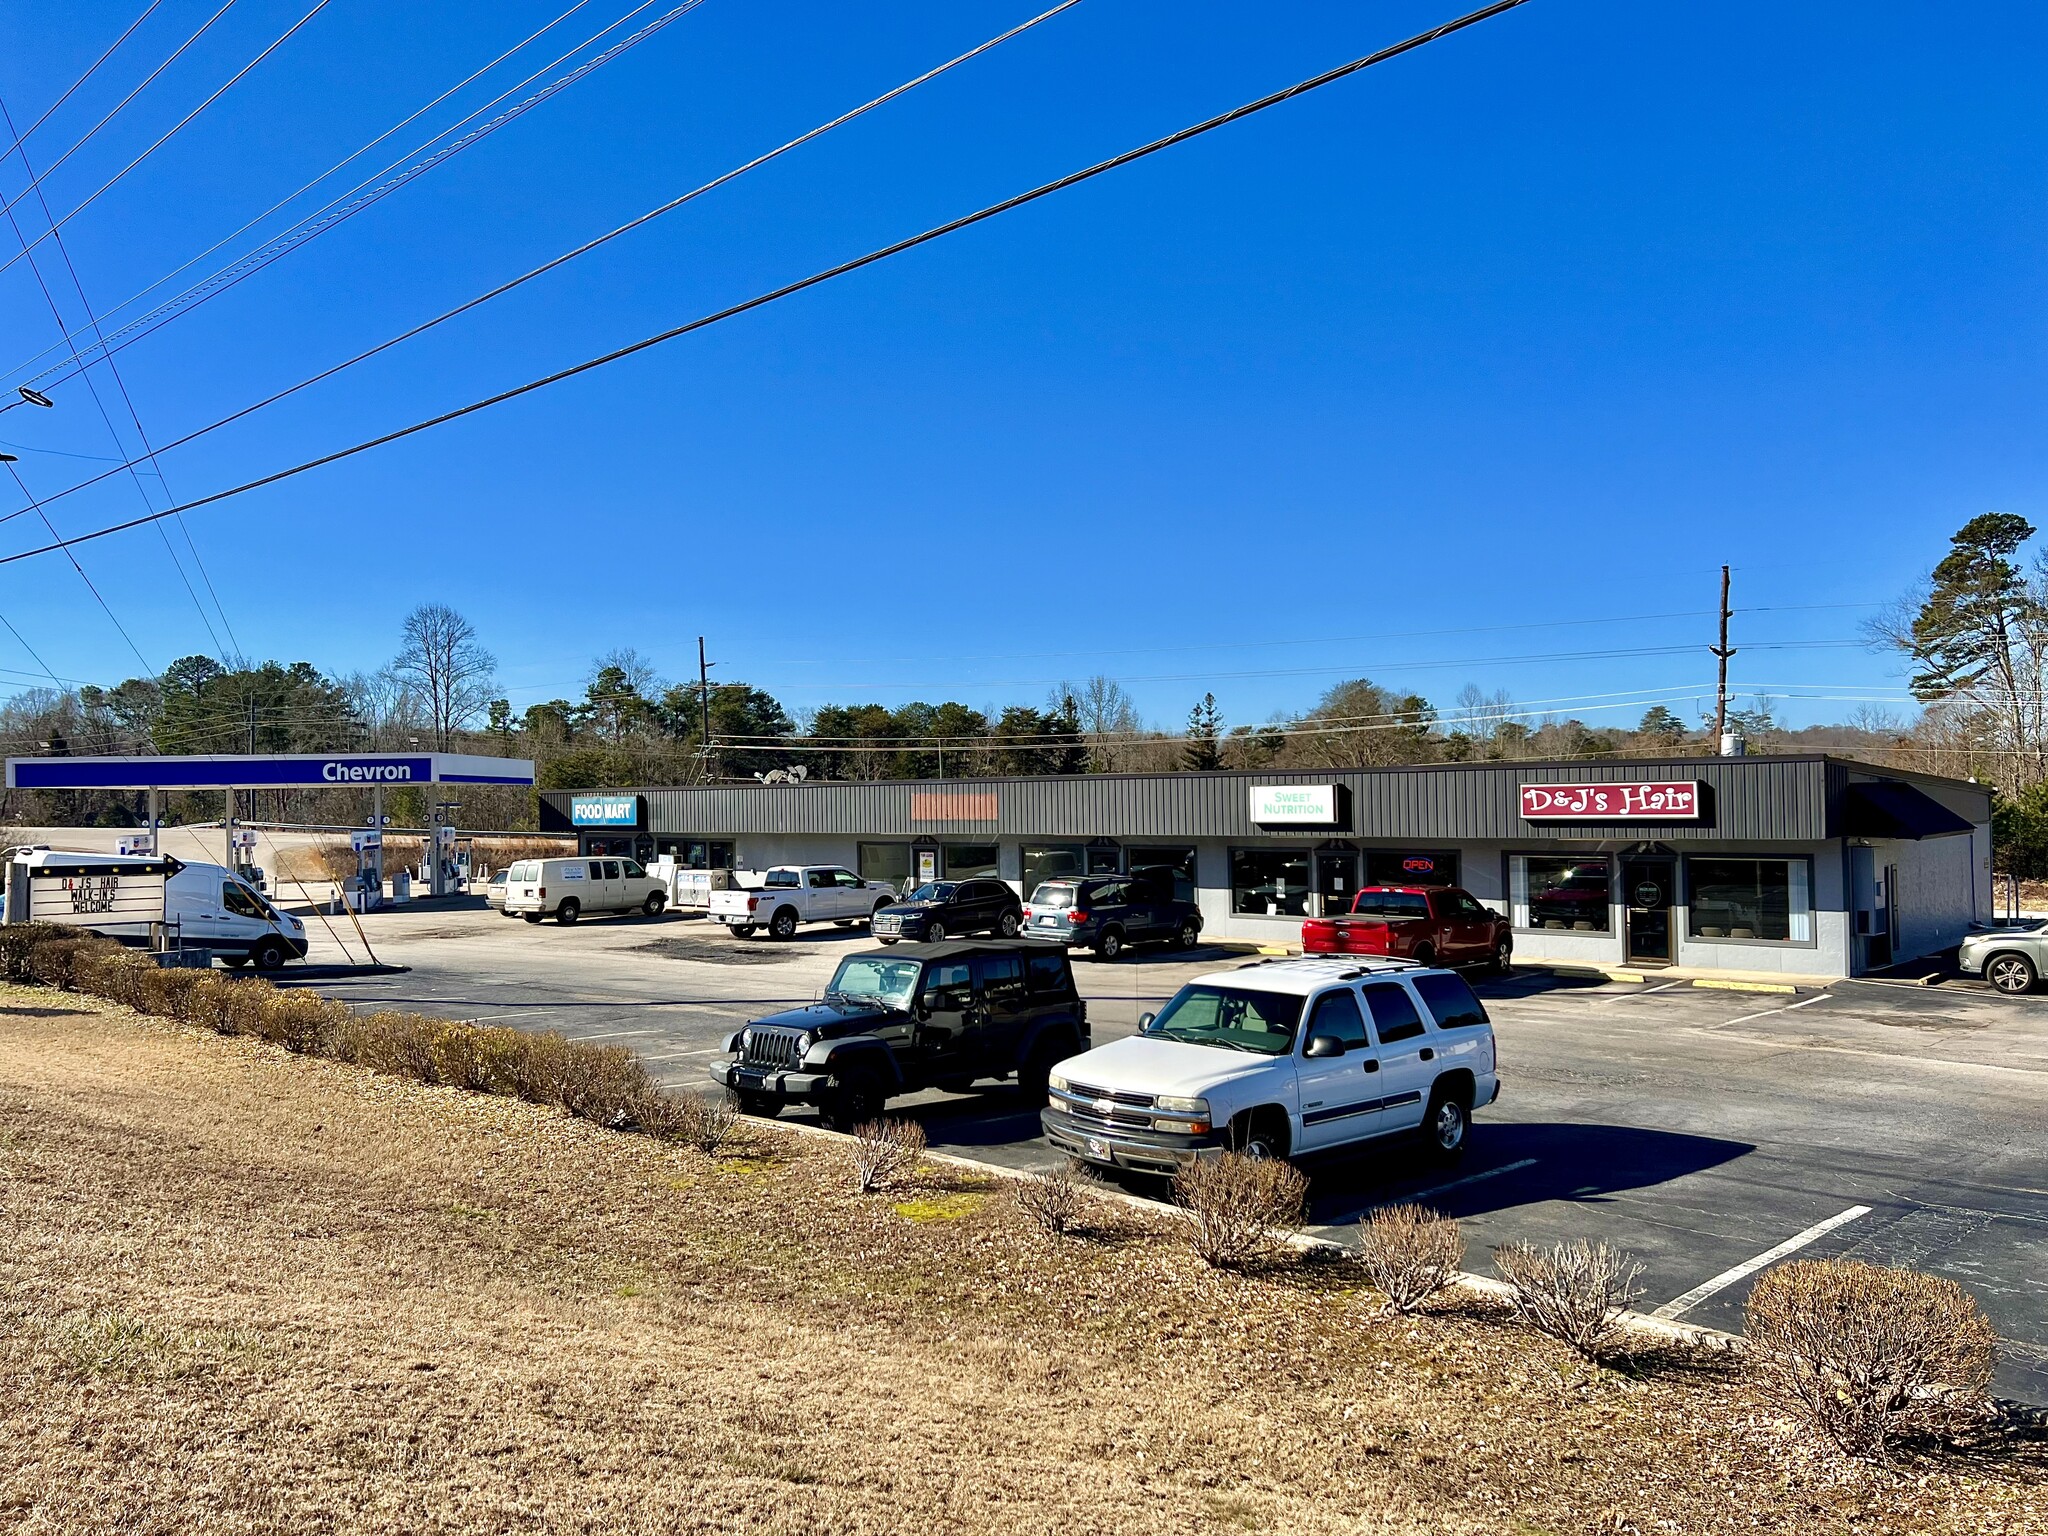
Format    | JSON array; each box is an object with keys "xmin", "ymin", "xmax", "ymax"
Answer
[{"xmin": 282, "ymin": 895, "xmax": 2048, "ymax": 1404}]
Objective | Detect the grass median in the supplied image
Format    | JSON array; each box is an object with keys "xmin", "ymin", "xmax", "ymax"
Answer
[{"xmin": 1, "ymin": 987, "xmax": 2042, "ymax": 1534}]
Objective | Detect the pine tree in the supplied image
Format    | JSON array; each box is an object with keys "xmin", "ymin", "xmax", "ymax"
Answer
[{"xmin": 1182, "ymin": 693, "xmax": 1223, "ymax": 772}]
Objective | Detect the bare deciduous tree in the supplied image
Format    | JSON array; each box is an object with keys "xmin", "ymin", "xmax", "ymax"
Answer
[{"xmin": 391, "ymin": 604, "xmax": 497, "ymax": 751}]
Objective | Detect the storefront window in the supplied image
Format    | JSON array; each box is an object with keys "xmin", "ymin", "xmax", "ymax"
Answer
[
  {"xmin": 1231, "ymin": 848, "xmax": 1310, "ymax": 917},
  {"xmin": 858, "ymin": 843, "xmax": 911, "ymax": 890},
  {"xmin": 942, "ymin": 843, "xmax": 999, "ymax": 879},
  {"xmin": 1365, "ymin": 850, "xmax": 1459, "ymax": 888},
  {"xmin": 1130, "ymin": 847, "xmax": 1196, "ymax": 909},
  {"xmin": 654, "ymin": 839, "xmax": 732, "ymax": 870},
  {"xmin": 1087, "ymin": 843, "xmax": 1123, "ymax": 875},
  {"xmin": 1023, "ymin": 843, "xmax": 1085, "ymax": 892},
  {"xmin": 1687, "ymin": 858, "xmax": 1811, "ymax": 942},
  {"xmin": 1510, "ymin": 855, "xmax": 1612, "ymax": 932}
]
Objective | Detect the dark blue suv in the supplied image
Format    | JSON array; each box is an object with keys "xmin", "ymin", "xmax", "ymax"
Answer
[{"xmin": 1021, "ymin": 868, "xmax": 1202, "ymax": 961}]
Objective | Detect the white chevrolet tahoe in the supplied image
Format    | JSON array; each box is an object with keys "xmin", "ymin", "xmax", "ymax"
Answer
[
  {"xmin": 708, "ymin": 865, "xmax": 899, "ymax": 940},
  {"xmin": 1041, "ymin": 956, "xmax": 1500, "ymax": 1172}
]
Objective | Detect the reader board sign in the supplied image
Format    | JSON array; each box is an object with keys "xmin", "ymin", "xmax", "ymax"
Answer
[
  {"xmin": 1519, "ymin": 782, "xmax": 1703, "ymax": 821},
  {"xmin": 571, "ymin": 794, "xmax": 643, "ymax": 828},
  {"xmin": 1250, "ymin": 784, "xmax": 1340, "ymax": 825},
  {"xmin": 28, "ymin": 862, "xmax": 170, "ymax": 927}
]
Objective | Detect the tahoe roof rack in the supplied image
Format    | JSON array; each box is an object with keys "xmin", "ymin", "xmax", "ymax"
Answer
[{"xmin": 1230, "ymin": 954, "xmax": 1424, "ymax": 980}]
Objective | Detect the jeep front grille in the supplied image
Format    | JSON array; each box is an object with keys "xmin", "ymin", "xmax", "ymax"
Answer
[{"xmin": 741, "ymin": 1028, "xmax": 804, "ymax": 1069}]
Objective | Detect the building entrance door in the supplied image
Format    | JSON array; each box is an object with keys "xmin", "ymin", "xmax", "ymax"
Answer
[
  {"xmin": 1622, "ymin": 856, "xmax": 1676, "ymax": 964},
  {"xmin": 1315, "ymin": 851, "xmax": 1359, "ymax": 917}
]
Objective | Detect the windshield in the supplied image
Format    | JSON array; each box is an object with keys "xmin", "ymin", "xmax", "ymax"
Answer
[
  {"xmin": 825, "ymin": 957, "xmax": 924, "ymax": 1009},
  {"xmin": 906, "ymin": 882, "xmax": 955, "ymax": 904},
  {"xmin": 1028, "ymin": 882, "xmax": 1076, "ymax": 910},
  {"xmin": 1348, "ymin": 891, "xmax": 1430, "ymax": 919},
  {"xmin": 763, "ymin": 869, "xmax": 801, "ymax": 888},
  {"xmin": 1145, "ymin": 984, "xmax": 1304, "ymax": 1056}
]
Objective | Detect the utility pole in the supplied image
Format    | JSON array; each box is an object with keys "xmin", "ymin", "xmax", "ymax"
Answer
[
  {"xmin": 697, "ymin": 636, "xmax": 714, "ymax": 782},
  {"xmin": 1711, "ymin": 564, "xmax": 1736, "ymax": 748}
]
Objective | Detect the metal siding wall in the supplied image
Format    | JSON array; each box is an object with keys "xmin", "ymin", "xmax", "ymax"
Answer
[{"xmin": 543, "ymin": 758, "xmax": 1859, "ymax": 845}]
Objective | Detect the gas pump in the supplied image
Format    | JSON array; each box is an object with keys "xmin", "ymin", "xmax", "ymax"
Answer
[
  {"xmin": 347, "ymin": 830, "xmax": 384, "ymax": 913},
  {"xmin": 431, "ymin": 824, "xmax": 460, "ymax": 897},
  {"xmin": 231, "ymin": 829, "xmax": 263, "ymax": 891}
]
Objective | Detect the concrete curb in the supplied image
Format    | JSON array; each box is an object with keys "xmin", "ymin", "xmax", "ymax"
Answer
[{"xmin": 735, "ymin": 1112, "xmax": 1742, "ymax": 1354}]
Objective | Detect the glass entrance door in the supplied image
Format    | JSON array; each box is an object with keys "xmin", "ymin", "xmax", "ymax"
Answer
[
  {"xmin": 1621, "ymin": 856, "xmax": 1676, "ymax": 963},
  {"xmin": 1315, "ymin": 851, "xmax": 1359, "ymax": 917}
]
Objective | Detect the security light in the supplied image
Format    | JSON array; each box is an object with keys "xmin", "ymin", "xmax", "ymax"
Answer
[{"xmin": 17, "ymin": 388, "xmax": 51, "ymax": 408}]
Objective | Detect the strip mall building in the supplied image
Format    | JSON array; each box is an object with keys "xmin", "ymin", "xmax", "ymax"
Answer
[{"xmin": 539, "ymin": 756, "xmax": 1993, "ymax": 978}]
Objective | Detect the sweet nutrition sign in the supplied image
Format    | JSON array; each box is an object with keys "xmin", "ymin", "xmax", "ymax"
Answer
[{"xmin": 1519, "ymin": 782, "xmax": 1703, "ymax": 820}]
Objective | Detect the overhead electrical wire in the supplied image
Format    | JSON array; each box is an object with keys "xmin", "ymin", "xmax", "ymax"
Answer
[
  {"xmin": 0, "ymin": 0, "xmax": 239, "ymax": 217},
  {"xmin": 0, "ymin": 0, "xmax": 332, "ymax": 280},
  {"xmin": 0, "ymin": 0, "xmax": 1539, "ymax": 571},
  {"xmin": 4, "ymin": 0, "xmax": 707, "ymax": 390},
  {"xmin": 2, "ymin": 0, "xmax": 167, "ymax": 156},
  {"xmin": 0, "ymin": 0, "xmax": 605, "ymax": 386},
  {"xmin": 0, "ymin": 0, "xmax": 1085, "ymax": 513},
  {"xmin": 0, "ymin": 90, "xmax": 236, "ymax": 660},
  {"xmin": 0, "ymin": 460, "xmax": 153, "ymax": 674}
]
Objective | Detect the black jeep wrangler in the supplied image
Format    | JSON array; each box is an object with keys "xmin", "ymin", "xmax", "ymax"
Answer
[{"xmin": 708, "ymin": 942, "xmax": 1088, "ymax": 1130}]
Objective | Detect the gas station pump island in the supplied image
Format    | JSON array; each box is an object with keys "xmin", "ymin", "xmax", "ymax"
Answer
[{"xmin": 5, "ymin": 752, "xmax": 535, "ymax": 910}]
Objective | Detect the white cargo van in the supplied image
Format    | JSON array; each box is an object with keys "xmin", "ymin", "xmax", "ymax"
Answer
[
  {"xmin": 3, "ymin": 847, "xmax": 309, "ymax": 970},
  {"xmin": 502, "ymin": 856, "xmax": 668, "ymax": 924}
]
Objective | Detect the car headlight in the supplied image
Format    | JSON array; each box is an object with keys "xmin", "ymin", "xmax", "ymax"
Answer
[
  {"xmin": 1153, "ymin": 1095, "xmax": 1209, "ymax": 1116},
  {"xmin": 795, "ymin": 1032, "xmax": 815, "ymax": 1055},
  {"xmin": 1047, "ymin": 1071, "xmax": 1070, "ymax": 1095},
  {"xmin": 740, "ymin": 1028, "xmax": 755, "ymax": 1052}
]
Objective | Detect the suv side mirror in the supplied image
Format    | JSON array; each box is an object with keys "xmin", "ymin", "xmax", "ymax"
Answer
[
  {"xmin": 919, "ymin": 990, "xmax": 943, "ymax": 1013},
  {"xmin": 1304, "ymin": 1033, "xmax": 1346, "ymax": 1059},
  {"xmin": 1137, "ymin": 1011, "xmax": 1156, "ymax": 1031}
]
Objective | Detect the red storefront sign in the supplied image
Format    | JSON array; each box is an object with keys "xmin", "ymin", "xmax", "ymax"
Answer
[{"xmin": 1519, "ymin": 781, "xmax": 1703, "ymax": 821}]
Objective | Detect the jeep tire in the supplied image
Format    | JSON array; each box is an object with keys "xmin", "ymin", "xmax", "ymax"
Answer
[{"xmin": 822, "ymin": 1068, "xmax": 887, "ymax": 1132}]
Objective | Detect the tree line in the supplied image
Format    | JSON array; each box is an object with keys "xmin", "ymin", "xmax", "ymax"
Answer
[{"xmin": 0, "ymin": 512, "xmax": 2039, "ymax": 845}]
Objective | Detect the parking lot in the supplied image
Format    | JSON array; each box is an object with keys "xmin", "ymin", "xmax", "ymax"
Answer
[{"xmin": 285, "ymin": 895, "xmax": 2048, "ymax": 1404}]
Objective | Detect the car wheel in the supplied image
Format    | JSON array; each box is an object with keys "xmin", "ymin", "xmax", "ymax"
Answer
[
  {"xmin": 729, "ymin": 923, "xmax": 757, "ymax": 938},
  {"xmin": 926, "ymin": 919, "xmax": 947, "ymax": 944},
  {"xmin": 521, "ymin": 914, "xmax": 543, "ymax": 925},
  {"xmin": 1015, "ymin": 1034, "xmax": 1071, "ymax": 1107},
  {"xmin": 877, "ymin": 936, "xmax": 898, "ymax": 946},
  {"xmin": 822, "ymin": 1069, "xmax": 887, "ymax": 1132},
  {"xmin": 1412, "ymin": 942, "xmax": 1436, "ymax": 968},
  {"xmin": 220, "ymin": 954, "xmax": 250, "ymax": 970},
  {"xmin": 733, "ymin": 1090, "xmax": 782, "ymax": 1119},
  {"xmin": 997, "ymin": 909, "xmax": 1021, "ymax": 939},
  {"xmin": 1987, "ymin": 951, "xmax": 2038, "ymax": 995},
  {"xmin": 1423, "ymin": 1084, "xmax": 1470, "ymax": 1161},
  {"xmin": 769, "ymin": 906, "xmax": 799, "ymax": 940},
  {"xmin": 1174, "ymin": 918, "xmax": 1200, "ymax": 951},
  {"xmin": 556, "ymin": 899, "xmax": 580, "ymax": 926},
  {"xmin": 250, "ymin": 938, "xmax": 288, "ymax": 972},
  {"xmin": 1095, "ymin": 928, "xmax": 1125, "ymax": 962},
  {"xmin": 1228, "ymin": 1110, "xmax": 1290, "ymax": 1162},
  {"xmin": 643, "ymin": 891, "xmax": 667, "ymax": 917},
  {"xmin": 1491, "ymin": 937, "xmax": 1513, "ymax": 975}
]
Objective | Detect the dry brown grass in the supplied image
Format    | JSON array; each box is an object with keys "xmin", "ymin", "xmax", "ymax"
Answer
[{"xmin": 1, "ymin": 997, "xmax": 2042, "ymax": 1535}]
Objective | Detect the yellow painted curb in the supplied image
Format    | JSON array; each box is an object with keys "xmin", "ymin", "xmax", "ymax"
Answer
[
  {"xmin": 1256, "ymin": 945, "xmax": 1295, "ymax": 956},
  {"xmin": 1601, "ymin": 969, "xmax": 1650, "ymax": 983},
  {"xmin": 1690, "ymin": 978, "xmax": 1797, "ymax": 995}
]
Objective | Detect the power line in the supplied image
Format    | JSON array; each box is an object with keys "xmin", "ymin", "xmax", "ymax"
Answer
[
  {"xmin": 0, "ymin": 0, "xmax": 331, "ymax": 281},
  {"xmin": 0, "ymin": 0, "xmax": 604, "ymax": 385},
  {"xmin": 0, "ymin": 0, "xmax": 1080, "ymax": 495},
  {"xmin": 0, "ymin": 460, "xmax": 152, "ymax": 674},
  {"xmin": 0, "ymin": 0, "xmax": 1540, "ymax": 572},
  {"xmin": 4, "ymin": 0, "xmax": 706, "ymax": 392},
  {"xmin": 0, "ymin": 90, "xmax": 235, "ymax": 660},
  {"xmin": 2, "ymin": 0, "xmax": 167, "ymax": 155},
  {"xmin": 0, "ymin": 0, "xmax": 239, "ymax": 218}
]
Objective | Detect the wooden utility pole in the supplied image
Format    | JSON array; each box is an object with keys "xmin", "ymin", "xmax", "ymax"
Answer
[
  {"xmin": 697, "ymin": 636, "xmax": 714, "ymax": 781},
  {"xmin": 1711, "ymin": 564, "xmax": 1735, "ymax": 746}
]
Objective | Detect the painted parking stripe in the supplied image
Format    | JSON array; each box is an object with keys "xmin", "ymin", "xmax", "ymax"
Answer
[
  {"xmin": 1716, "ymin": 993, "xmax": 1835, "ymax": 1029},
  {"xmin": 1651, "ymin": 1204, "xmax": 1872, "ymax": 1320},
  {"xmin": 1400, "ymin": 1157, "xmax": 1540, "ymax": 1206}
]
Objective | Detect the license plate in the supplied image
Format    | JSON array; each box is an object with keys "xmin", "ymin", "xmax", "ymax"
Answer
[{"xmin": 1036, "ymin": 916, "xmax": 1062, "ymax": 927}]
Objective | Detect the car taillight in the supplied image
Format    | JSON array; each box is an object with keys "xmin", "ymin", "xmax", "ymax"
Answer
[
  {"xmin": 1069, "ymin": 910, "xmax": 1089, "ymax": 924},
  {"xmin": 749, "ymin": 895, "xmax": 763, "ymax": 911},
  {"xmin": 1021, "ymin": 906, "xmax": 1033, "ymax": 920},
  {"xmin": 537, "ymin": 887, "xmax": 546, "ymax": 899}
]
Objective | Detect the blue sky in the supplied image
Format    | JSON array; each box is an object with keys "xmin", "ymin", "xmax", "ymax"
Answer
[{"xmin": 0, "ymin": 0, "xmax": 2042, "ymax": 738}]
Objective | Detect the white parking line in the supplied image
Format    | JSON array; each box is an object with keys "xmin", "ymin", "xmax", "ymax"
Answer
[
  {"xmin": 1400, "ymin": 1157, "xmax": 1540, "ymax": 1206},
  {"xmin": 1651, "ymin": 1204, "xmax": 1873, "ymax": 1320},
  {"xmin": 638, "ymin": 1045, "xmax": 725, "ymax": 1061},
  {"xmin": 459, "ymin": 1009, "xmax": 564, "ymax": 1024},
  {"xmin": 1717, "ymin": 993, "xmax": 1835, "ymax": 1029}
]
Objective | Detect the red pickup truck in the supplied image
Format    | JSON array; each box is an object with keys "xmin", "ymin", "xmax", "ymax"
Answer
[{"xmin": 1300, "ymin": 885, "xmax": 1513, "ymax": 971}]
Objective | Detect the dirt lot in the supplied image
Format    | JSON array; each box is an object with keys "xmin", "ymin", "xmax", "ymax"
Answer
[{"xmin": 2, "ymin": 995, "xmax": 2043, "ymax": 1535}]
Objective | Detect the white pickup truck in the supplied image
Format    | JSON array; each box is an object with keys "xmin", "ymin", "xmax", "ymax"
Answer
[{"xmin": 709, "ymin": 865, "xmax": 898, "ymax": 940}]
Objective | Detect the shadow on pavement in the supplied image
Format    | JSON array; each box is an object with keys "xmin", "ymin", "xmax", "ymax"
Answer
[{"xmin": 1306, "ymin": 1121, "xmax": 1755, "ymax": 1225}]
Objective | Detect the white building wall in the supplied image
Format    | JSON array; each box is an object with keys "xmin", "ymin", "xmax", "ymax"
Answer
[{"xmin": 1887, "ymin": 832, "xmax": 1982, "ymax": 961}]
